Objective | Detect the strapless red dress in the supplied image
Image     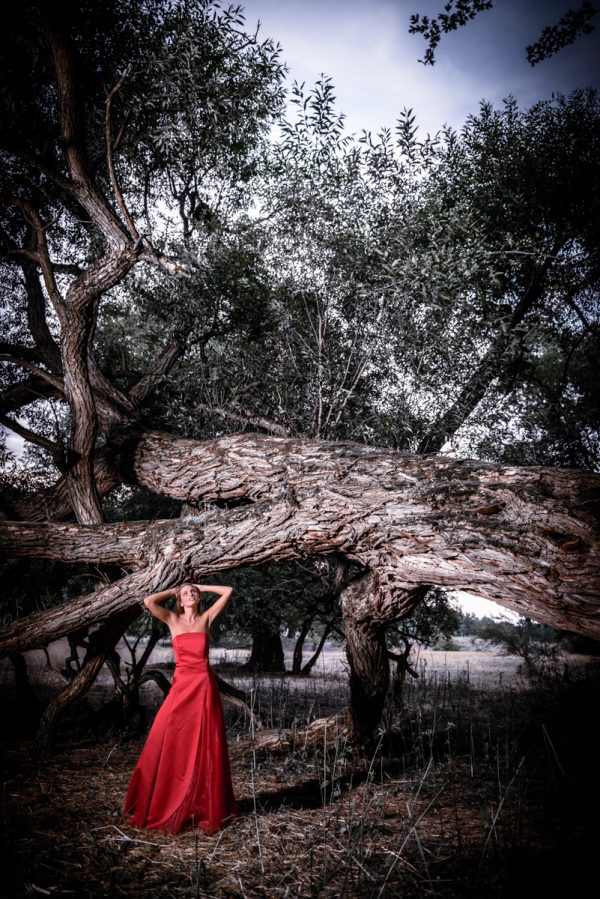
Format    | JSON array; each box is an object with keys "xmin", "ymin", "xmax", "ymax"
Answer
[{"xmin": 124, "ymin": 632, "xmax": 237, "ymax": 833}]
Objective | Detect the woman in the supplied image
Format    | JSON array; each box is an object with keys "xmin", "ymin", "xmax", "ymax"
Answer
[{"xmin": 124, "ymin": 582, "xmax": 237, "ymax": 834}]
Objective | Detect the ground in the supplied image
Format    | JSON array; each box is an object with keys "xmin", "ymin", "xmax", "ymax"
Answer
[{"xmin": 0, "ymin": 640, "xmax": 598, "ymax": 898}]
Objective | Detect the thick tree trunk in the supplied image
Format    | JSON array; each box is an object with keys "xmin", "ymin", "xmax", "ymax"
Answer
[
  {"xmin": 243, "ymin": 626, "xmax": 285, "ymax": 672},
  {"xmin": 345, "ymin": 619, "xmax": 389, "ymax": 746},
  {"xmin": 1, "ymin": 434, "xmax": 600, "ymax": 662},
  {"xmin": 9, "ymin": 652, "xmax": 43, "ymax": 729},
  {"xmin": 341, "ymin": 573, "xmax": 426, "ymax": 744}
]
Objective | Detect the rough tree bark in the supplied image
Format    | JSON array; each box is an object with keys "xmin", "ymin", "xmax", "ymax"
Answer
[
  {"xmin": 1, "ymin": 430, "xmax": 598, "ymax": 653},
  {"xmin": 340, "ymin": 574, "xmax": 428, "ymax": 744}
]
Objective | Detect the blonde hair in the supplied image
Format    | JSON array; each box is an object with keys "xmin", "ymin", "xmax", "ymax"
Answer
[{"xmin": 174, "ymin": 583, "xmax": 202, "ymax": 615}]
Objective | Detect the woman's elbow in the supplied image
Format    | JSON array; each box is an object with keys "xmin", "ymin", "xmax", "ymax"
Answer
[{"xmin": 143, "ymin": 596, "xmax": 152, "ymax": 609}]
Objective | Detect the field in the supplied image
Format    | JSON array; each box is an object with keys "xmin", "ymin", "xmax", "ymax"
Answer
[{"xmin": 0, "ymin": 639, "xmax": 598, "ymax": 898}]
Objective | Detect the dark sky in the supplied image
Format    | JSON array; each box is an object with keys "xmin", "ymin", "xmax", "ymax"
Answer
[{"xmin": 240, "ymin": 0, "xmax": 600, "ymax": 134}]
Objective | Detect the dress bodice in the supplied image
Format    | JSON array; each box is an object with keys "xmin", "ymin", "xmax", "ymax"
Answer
[{"xmin": 173, "ymin": 631, "xmax": 210, "ymax": 669}]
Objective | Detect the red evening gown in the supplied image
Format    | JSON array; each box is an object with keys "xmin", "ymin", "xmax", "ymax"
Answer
[{"xmin": 124, "ymin": 632, "xmax": 237, "ymax": 834}]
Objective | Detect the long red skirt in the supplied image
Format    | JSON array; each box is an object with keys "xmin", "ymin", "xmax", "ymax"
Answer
[{"xmin": 124, "ymin": 632, "xmax": 237, "ymax": 834}]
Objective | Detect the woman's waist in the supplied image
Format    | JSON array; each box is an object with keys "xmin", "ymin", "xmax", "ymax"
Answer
[{"xmin": 174, "ymin": 659, "xmax": 211, "ymax": 671}]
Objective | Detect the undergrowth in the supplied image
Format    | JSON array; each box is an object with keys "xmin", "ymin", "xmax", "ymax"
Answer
[{"xmin": 1, "ymin": 658, "xmax": 598, "ymax": 897}]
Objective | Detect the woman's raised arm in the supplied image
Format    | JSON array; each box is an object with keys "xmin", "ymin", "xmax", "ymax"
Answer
[
  {"xmin": 194, "ymin": 584, "xmax": 233, "ymax": 626},
  {"xmin": 143, "ymin": 587, "xmax": 177, "ymax": 624}
]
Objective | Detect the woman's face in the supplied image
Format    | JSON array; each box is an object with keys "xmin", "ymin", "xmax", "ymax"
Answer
[{"xmin": 179, "ymin": 584, "xmax": 200, "ymax": 610}]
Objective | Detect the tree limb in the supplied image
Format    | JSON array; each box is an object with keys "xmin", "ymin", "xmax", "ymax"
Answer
[
  {"xmin": 130, "ymin": 340, "xmax": 186, "ymax": 404},
  {"xmin": 105, "ymin": 64, "xmax": 139, "ymax": 241},
  {"xmin": 3, "ymin": 196, "xmax": 64, "ymax": 312},
  {"xmin": 1, "ymin": 437, "xmax": 599, "ymax": 652},
  {"xmin": 45, "ymin": 21, "xmax": 130, "ymax": 250},
  {"xmin": 195, "ymin": 402, "xmax": 291, "ymax": 437},
  {"xmin": 0, "ymin": 412, "xmax": 66, "ymax": 469},
  {"xmin": 418, "ymin": 253, "xmax": 557, "ymax": 453}
]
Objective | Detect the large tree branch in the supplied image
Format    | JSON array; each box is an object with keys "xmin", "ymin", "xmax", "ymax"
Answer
[
  {"xmin": 7, "ymin": 246, "xmax": 83, "ymax": 277},
  {"xmin": 0, "ymin": 519, "xmax": 148, "ymax": 565},
  {"xmin": 194, "ymin": 402, "xmax": 291, "ymax": 436},
  {"xmin": 418, "ymin": 254, "xmax": 557, "ymax": 453},
  {"xmin": 64, "ymin": 243, "xmax": 140, "ymax": 312},
  {"xmin": 0, "ymin": 374, "xmax": 64, "ymax": 416},
  {"xmin": 0, "ymin": 566, "xmax": 170, "ymax": 660},
  {"xmin": 0, "ymin": 355, "xmax": 64, "ymax": 393},
  {"xmin": 4, "ymin": 196, "xmax": 64, "ymax": 312},
  {"xmin": 45, "ymin": 23, "xmax": 130, "ymax": 249},
  {"xmin": 105, "ymin": 64, "xmax": 139, "ymax": 241},
  {"xmin": 0, "ymin": 413, "xmax": 65, "ymax": 469},
  {"xmin": 22, "ymin": 245, "xmax": 63, "ymax": 370},
  {"xmin": 1, "ymin": 437, "xmax": 599, "ymax": 653},
  {"xmin": 129, "ymin": 340, "xmax": 186, "ymax": 404},
  {"xmin": 0, "ymin": 343, "xmax": 39, "ymax": 363}
]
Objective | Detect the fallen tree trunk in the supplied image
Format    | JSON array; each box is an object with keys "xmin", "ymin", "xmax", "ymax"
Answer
[
  {"xmin": 1, "ymin": 433, "xmax": 599, "ymax": 658},
  {"xmin": 0, "ymin": 565, "xmax": 181, "ymax": 657},
  {"xmin": 1, "ymin": 432, "xmax": 599, "ymax": 744},
  {"xmin": 228, "ymin": 713, "xmax": 348, "ymax": 760}
]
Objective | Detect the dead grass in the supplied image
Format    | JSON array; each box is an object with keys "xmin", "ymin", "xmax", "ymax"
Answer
[{"xmin": 1, "ymin": 654, "xmax": 599, "ymax": 898}]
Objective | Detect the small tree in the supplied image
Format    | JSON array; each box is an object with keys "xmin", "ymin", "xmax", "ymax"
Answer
[{"xmin": 473, "ymin": 616, "xmax": 562, "ymax": 679}]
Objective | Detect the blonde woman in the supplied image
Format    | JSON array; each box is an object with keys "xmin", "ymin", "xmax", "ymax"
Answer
[{"xmin": 124, "ymin": 582, "xmax": 237, "ymax": 833}]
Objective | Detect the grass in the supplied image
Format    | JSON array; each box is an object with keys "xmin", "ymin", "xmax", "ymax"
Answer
[{"xmin": 0, "ymin": 653, "xmax": 598, "ymax": 897}]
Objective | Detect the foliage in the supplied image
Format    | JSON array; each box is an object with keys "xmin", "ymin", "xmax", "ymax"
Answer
[
  {"xmin": 409, "ymin": 1, "xmax": 599, "ymax": 66},
  {"xmin": 388, "ymin": 587, "xmax": 460, "ymax": 651},
  {"xmin": 458, "ymin": 609, "xmax": 600, "ymax": 655},
  {"xmin": 217, "ymin": 559, "xmax": 346, "ymax": 644},
  {"xmin": 470, "ymin": 615, "xmax": 563, "ymax": 677},
  {"xmin": 142, "ymin": 86, "xmax": 600, "ymax": 470},
  {"xmin": 409, "ymin": 0, "xmax": 493, "ymax": 66},
  {"xmin": 0, "ymin": 0, "xmax": 285, "ymax": 466},
  {"xmin": 527, "ymin": 2, "xmax": 599, "ymax": 65}
]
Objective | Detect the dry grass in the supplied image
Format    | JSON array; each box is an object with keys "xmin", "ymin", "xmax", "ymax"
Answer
[{"xmin": 1, "ymin": 652, "xmax": 598, "ymax": 898}]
